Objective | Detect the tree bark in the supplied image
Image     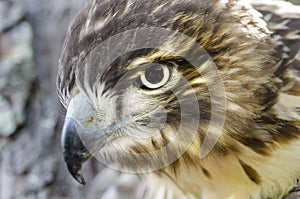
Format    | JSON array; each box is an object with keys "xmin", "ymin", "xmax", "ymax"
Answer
[{"xmin": 0, "ymin": 0, "xmax": 90, "ymax": 198}]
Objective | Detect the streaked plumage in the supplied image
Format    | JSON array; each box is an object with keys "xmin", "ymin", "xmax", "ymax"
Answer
[{"xmin": 57, "ymin": 0, "xmax": 300, "ymax": 198}]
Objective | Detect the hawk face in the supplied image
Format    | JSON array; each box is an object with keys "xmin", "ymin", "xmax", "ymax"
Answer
[
  {"xmin": 58, "ymin": 0, "xmax": 274, "ymax": 182},
  {"xmin": 62, "ymin": 44, "xmax": 209, "ymax": 176},
  {"xmin": 57, "ymin": 0, "xmax": 300, "ymax": 198}
]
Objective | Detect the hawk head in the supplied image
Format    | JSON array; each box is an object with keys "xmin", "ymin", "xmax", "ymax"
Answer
[{"xmin": 57, "ymin": 0, "xmax": 287, "ymax": 190}]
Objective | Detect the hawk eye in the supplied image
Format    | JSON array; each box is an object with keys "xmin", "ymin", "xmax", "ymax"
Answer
[{"xmin": 140, "ymin": 64, "xmax": 171, "ymax": 89}]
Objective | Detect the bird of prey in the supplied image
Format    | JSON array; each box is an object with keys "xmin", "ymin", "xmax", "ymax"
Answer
[{"xmin": 57, "ymin": 0, "xmax": 300, "ymax": 198}]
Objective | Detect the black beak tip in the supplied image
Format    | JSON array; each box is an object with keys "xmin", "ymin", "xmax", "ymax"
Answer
[
  {"xmin": 77, "ymin": 176, "xmax": 86, "ymax": 185},
  {"xmin": 78, "ymin": 177, "xmax": 86, "ymax": 185},
  {"xmin": 67, "ymin": 165, "xmax": 86, "ymax": 185}
]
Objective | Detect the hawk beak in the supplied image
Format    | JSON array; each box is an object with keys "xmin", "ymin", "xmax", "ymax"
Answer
[{"xmin": 61, "ymin": 117, "xmax": 92, "ymax": 185}]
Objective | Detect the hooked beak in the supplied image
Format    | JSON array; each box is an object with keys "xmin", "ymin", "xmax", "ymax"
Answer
[{"xmin": 61, "ymin": 117, "xmax": 92, "ymax": 185}]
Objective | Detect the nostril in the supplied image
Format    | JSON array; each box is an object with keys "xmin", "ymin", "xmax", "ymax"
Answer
[{"xmin": 86, "ymin": 116, "xmax": 94, "ymax": 123}]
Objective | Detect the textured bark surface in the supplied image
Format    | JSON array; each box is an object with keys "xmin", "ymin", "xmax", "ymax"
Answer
[
  {"xmin": 0, "ymin": 0, "xmax": 91, "ymax": 198},
  {"xmin": 0, "ymin": 0, "xmax": 299, "ymax": 199}
]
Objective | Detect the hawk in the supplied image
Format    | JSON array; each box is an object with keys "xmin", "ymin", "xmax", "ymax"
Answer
[{"xmin": 57, "ymin": 0, "xmax": 300, "ymax": 198}]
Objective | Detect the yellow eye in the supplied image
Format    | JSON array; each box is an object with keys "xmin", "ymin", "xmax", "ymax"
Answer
[{"xmin": 140, "ymin": 64, "xmax": 171, "ymax": 89}]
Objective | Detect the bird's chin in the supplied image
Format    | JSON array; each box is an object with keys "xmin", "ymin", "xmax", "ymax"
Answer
[
  {"xmin": 89, "ymin": 136, "xmax": 152, "ymax": 172},
  {"xmin": 90, "ymin": 133, "xmax": 184, "ymax": 173}
]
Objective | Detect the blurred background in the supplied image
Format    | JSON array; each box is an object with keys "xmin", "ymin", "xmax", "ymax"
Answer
[
  {"xmin": 0, "ymin": 0, "xmax": 299, "ymax": 199},
  {"xmin": 290, "ymin": 0, "xmax": 300, "ymax": 4}
]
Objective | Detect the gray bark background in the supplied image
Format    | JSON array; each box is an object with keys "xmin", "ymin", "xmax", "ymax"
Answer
[
  {"xmin": 0, "ymin": 0, "xmax": 89, "ymax": 198},
  {"xmin": 0, "ymin": 0, "xmax": 299, "ymax": 199}
]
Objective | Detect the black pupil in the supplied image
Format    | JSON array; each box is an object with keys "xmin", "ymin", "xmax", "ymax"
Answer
[{"xmin": 145, "ymin": 65, "xmax": 165, "ymax": 84}]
